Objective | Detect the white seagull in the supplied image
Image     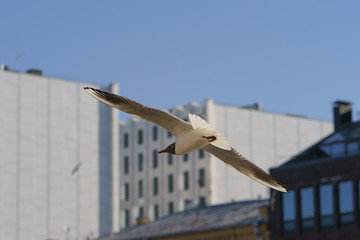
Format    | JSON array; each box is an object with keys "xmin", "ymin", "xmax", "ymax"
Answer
[{"xmin": 84, "ymin": 87, "xmax": 288, "ymax": 193}]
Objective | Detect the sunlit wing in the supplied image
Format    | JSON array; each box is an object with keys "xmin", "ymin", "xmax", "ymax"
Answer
[
  {"xmin": 84, "ymin": 87, "xmax": 192, "ymax": 137},
  {"xmin": 202, "ymin": 144, "xmax": 289, "ymax": 192}
]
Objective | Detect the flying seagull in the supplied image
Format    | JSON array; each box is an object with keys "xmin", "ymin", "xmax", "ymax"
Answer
[
  {"xmin": 84, "ymin": 87, "xmax": 288, "ymax": 193},
  {"xmin": 71, "ymin": 162, "xmax": 82, "ymax": 175}
]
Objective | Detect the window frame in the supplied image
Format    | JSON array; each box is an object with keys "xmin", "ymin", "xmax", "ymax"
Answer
[
  {"xmin": 199, "ymin": 168, "xmax": 205, "ymax": 187},
  {"xmin": 319, "ymin": 183, "xmax": 334, "ymax": 230},
  {"xmin": 138, "ymin": 153, "xmax": 143, "ymax": 172},
  {"xmin": 168, "ymin": 174, "xmax": 174, "ymax": 193},
  {"xmin": 153, "ymin": 150, "xmax": 158, "ymax": 169},
  {"xmin": 138, "ymin": 129, "xmax": 143, "ymax": 145},
  {"xmin": 168, "ymin": 153, "xmax": 173, "ymax": 165},
  {"xmin": 153, "ymin": 177, "xmax": 159, "ymax": 196},
  {"xmin": 124, "ymin": 156, "xmax": 129, "ymax": 174},
  {"xmin": 282, "ymin": 190, "xmax": 296, "ymax": 235},
  {"xmin": 124, "ymin": 183, "xmax": 130, "ymax": 201},
  {"xmin": 338, "ymin": 180, "xmax": 354, "ymax": 227},
  {"xmin": 138, "ymin": 180, "xmax": 143, "ymax": 198},
  {"xmin": 124, "ymin": 133, "xmax": 129, "ymax": 148},
  {"xmin": 300, "ymin": 187, "xmax": 315, "ymax": 233},
  {"xmin": 152, "ymin": 126, "xmax": 158, "ymax": 141},
  {"xmin": 184, "ymin": 171, "xmax": 189, "ymax": 190}
]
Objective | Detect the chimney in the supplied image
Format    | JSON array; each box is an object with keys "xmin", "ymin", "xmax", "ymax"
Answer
[
  {"xmin": 0, "ymin": 64, "xmax": 9, "ymax": 71},
  {"xmin": 333, "ymin": 100, "xmax": 352, "ymax": 131}
]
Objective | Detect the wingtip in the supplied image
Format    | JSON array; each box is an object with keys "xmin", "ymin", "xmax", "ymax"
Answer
[
  {"xmin": 84, "ymin": 87, "xmax": 99, "ymax": 94},
  {"xmin": 278, "ymin": 185, "xmax": 289, "ymax": 193}
]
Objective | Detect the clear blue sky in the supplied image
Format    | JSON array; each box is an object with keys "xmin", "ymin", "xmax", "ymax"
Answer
[{"xmin": 1, "ymin": 1, "xmax": 359, "ymax": 122}]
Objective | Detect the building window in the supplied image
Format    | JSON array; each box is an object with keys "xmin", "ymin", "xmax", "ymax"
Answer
[
  {"xmin": 138, "ymin": 153, "xmax": 143, "ymax": 171},
  {"xmin": 300, "ymin": 187, "xmax": 315, "ymax": 232},
  {"xmin": 199, "ymin": 169, "xmax": 205, "ymax": 187},
  {"xmin": 358, "ymin": 179, "xmax": 360, "ymax": 219},
  {"xmin": 124, "ymin": 133, "xmax": 129, "ymax": 148},
  {"xmin": 199, "ymin": 197, "xmax": 206, "ymax": 208},
  {"xmin": 124, "ymin": 209, "xmax": 130, "ymax": 228},
  {"xmin": 183, "ymin": 153, "xmax": 189, "ymax": 162},
  {"xmin": 168, "ymin": 154, "xmax": 173, "ymax": 165},
  {"xmin": 153, "ymin": 177, "xmax": 158, "ymax": 196},
  {"xmin": 139, "ymin": 206, "xmax": 144, "ymax": 218},
  {"xmin": 319, "ymin": 184, "xmax": 334, "ymax": 229},
  {"xmin": 153, "ymin": 126, "xmax": 158, "ymax": 141},
  {"xmin": 169, "ymin": 202, "xmax": 174, "ymax": 215},
  {"xmin": 347, "ymin": 141, "xmax": 359, "ymax": 154},
  {"xmin": 138, "ymin": 129, "xmax": 143, "ymax": 145},
  {"xmin": 184, "ymin": 171, "xmax": 189, "ymax": 190},
  {"xmin": 338, "ymin": 181, "xmax": 354, "ymax": 226},
  {"xmin": 282, "ymin": 190, "xmax": 296, "ymax": 234},
  {"xmin": 168, "ymin": 174, "xmax": 173, "ymax": 193},
  {"xmin": 185, "ymin": 199, "xmax": 193, "ymax": 210},
  {"xmin": 138, "ymin": 180, "xmax": 143, "ymax": 198},
  {"xmin": 124, "ymin": 156, "xmax": 129, "ymax": 174},
  {"xmin": 153, "ymin": 150, "xmax": 158, "ymax": 169},
  {"xmin": 332, "ymin": 142, "xmax": 345, "ymax": 156},
  {"xmin": 124, "ymin": 183, "xmax": 129, "ymax": 201},
  {"xmin": 154, "ymin": 204, "xmax": 159, "ymax": 220},
  {"xmin": 199, "ymin": 149, "xmax": 204, "ymax": 159}
]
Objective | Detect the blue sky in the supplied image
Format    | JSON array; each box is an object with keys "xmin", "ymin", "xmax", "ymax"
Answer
[{"xmin": 1, "ymin": 1, "xmax": 359, "ymax": 122}]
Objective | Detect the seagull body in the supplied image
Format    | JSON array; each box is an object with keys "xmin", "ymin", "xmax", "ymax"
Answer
[
  {"xmin": 163, "ymin": 126, "xmax": 221, "ymax": 155},
  {"xmin": 84, "ymin": 87, "xmax": 288, "ymax": 193},
  {"xmin": 171, "ymin": 128, "xmax": 210, "ymax": 155}
]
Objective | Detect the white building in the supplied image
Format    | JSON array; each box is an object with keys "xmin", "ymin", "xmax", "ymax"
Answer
[
  {"xmin": 0, "ymin": 68, "xmax": 119, "ymax": 240},
  {"xmin": 119, "ymin": 99, "xmax": 333, "ymax": 228}
]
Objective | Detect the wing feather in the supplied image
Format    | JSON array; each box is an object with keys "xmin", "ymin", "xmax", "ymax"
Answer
[
  {"xmin": 188, "ymin": 113, "xmax": 231, "ymax": 150},
  {"xmin": 84, "ymin": 87, "xmax": 192, "ymax": 137},
  {"xmin": 202, "ymin": 144, "xmax": 288, "ymax": 192}
]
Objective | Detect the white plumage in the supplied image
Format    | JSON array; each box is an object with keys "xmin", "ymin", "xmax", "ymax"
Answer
[{"xmin": 84, "ymin": 87, "xmax": 289, "ymax": 193}]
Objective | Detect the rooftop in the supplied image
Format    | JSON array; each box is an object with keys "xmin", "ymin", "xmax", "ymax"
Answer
[
  {"xmin": 101, "ymin": 199, "xmax": 269, "ymax": 240},
  {"xmin": 278, "ymin": 120, "xmax": 360, "ymax": 169}
]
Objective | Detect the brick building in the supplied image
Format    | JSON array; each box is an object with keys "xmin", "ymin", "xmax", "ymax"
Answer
[{"xmin": 269, "ymin": 101, "xmax": 360, "ymax": 239}]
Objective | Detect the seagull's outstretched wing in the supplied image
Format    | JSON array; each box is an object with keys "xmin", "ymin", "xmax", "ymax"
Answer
[
  {"xmin": 202, "ymin": 144, "xmax": 289, "ymax": 192},
  {"xmin": 84, "ymin": 87, "xmax": 192, "ymax": 137}
]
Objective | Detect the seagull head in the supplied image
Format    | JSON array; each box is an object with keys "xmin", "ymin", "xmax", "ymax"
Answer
[{"xmin": 158, "ymin": 143, "xmax": 176, "ymax": 154}]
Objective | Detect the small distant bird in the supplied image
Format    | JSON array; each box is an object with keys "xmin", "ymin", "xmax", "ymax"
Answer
[
  {"xmin": 71, "ymin": 162, "xmax": 82, "ymax": 175},
  {"xmin": 84, "ymin": 87, "xmax": 288, "ymax": 192},
  {"xmin": 9, "ymin": 52, "xmax": 26, "ymax": 62}
]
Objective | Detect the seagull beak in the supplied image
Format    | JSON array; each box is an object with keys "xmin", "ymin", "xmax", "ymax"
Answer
[{"xmin": 158, "ymin": 149, "xmax": 167, "ymax": 154}]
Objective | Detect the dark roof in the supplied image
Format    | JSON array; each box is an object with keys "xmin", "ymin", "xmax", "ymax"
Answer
[
  {"xmin": 101, "ymin": 199, "xmax": 269, "ymax": 240},
  {"xmin": 334, "ymin": 100, "xmax": 352, "ymax": 106},
  {"xmin": 278, "ymin": 121, "xmax": 360, "ymax": 169}
]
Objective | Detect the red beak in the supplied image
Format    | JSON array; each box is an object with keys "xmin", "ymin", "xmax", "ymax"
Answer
[{"xmin": 158, "ymin": 149, "xmax": 166, "ymax": 154}]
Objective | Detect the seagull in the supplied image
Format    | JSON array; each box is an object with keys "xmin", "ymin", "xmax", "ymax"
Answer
[
  {"xmin": 71, "ymin": 162, "xmax": 82, "ymax": 175},
  {"xmin": 84, "ymin": 87, "xmax": 288, "ymax": 193}
]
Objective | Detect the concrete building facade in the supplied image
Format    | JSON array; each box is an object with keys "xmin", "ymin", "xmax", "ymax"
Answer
[
  {"xmin": 119, "ymin": 98, "xmax": 333, "ymax": 229},
  {"xmin": 0, "ymin": 69, "xmax": 119, "ymax": 240}
]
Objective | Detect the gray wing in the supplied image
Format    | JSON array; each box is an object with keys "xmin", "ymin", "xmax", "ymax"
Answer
[
  {"xmin": 202, "ymin": 144, "xmax": 288, "ymax": 192},
  {"xmin": 84, "ymin": 87, "xmax": 192, "ymax": 137}
]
